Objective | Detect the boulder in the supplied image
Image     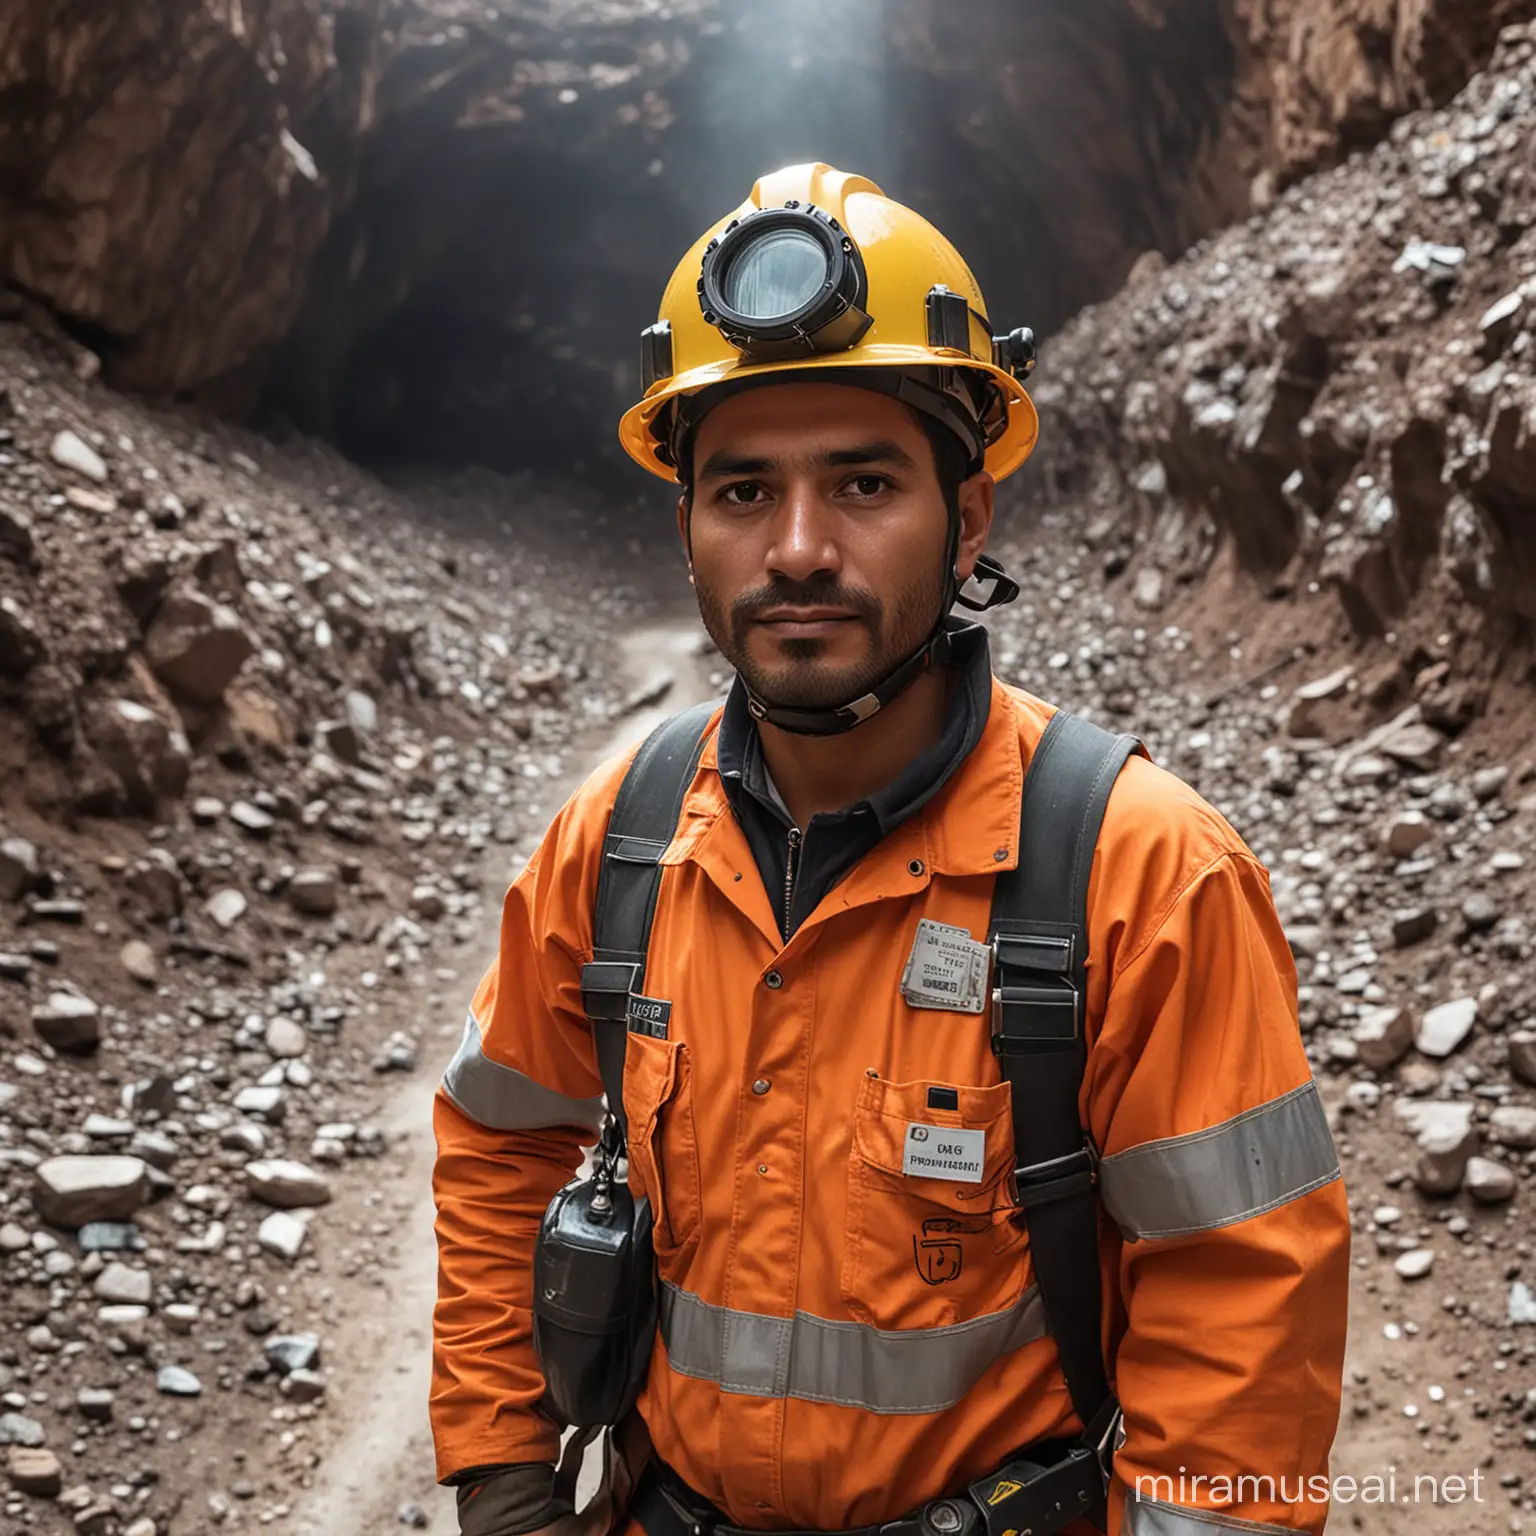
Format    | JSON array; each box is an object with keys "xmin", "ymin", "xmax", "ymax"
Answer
[
  {"xmin": 315, "ymin": 718, "xmax": 363, "ymax": 766},
  {"xmin": 230, "ymin": 800, "xmax": 276, "ymax": 837},
  {"xmin": 1379, "ymin": 722, "xmax": 1447, "ymax": 771},
  {"xmin": 49, "ymin": 429, "xmax": 107, "ymax": 482},
  {"xmin": 88, "ymin": 699, "xmax": 191, "ymax": 813},
  {"xmin": 287, "ymin": 868, "xmax": 338, "ymax": 916},
  {"xmin": 143, "ymin": 585, "xmax": 255, "ymax": 705},
  {"xmin": 0, "ymin": 492, "xmax": 35, "ymax": 560},
  {"xmin": 1416, "ymin": 997, "xmax": 1477, "ymax": 1058},
  {"xmin": 1391, "ymin": 907, "xmax": 1438, "ymax": 948},
  {"xmin": 0, "ymin": 835, "xmax": 40, "ymax": 901},
  {"xmin": 245, "ymin": 1158, "xmax": 332, "ymax": 1208},
  {"xmin": 280, "ymin": 1368, "xmax": 327, "ymax": 1402},
  {"xmin": 0, "ymin": 1413, "xmax": 46, "ymax": 1448},
  {"xmin": 33, "ymin": 1156, "xmax": 150, "ymax": 1227},
  {"xmin": 265, "ymin": 1018, "xmax": 307, "ymax": 1059},
  {"xmin": 1489, "ymin": 1106, "xmax": 1536, "ymax": 1151},
  {"xmin": 31, "ymin": 992, "xmax": 101, "ymax": 1053},
  {"xmin": 93, "ymin": 1262, "xmax": 153, "ymax": 1305},
  {"xmin": 126, "ymin": 849, "xmax": 186, "ymax": 921},
  {"xmin": 1383, "ymin": 812, "xmax": 1435, "ymax": 859},
  {"xmin": 204, "ymin": 887, "xmax": 247, "ymax": 929},
  {"xmin": 1397, "ymin": 1101, "xmax": 1478, "ymax": 1196},
  {"xmin": 1352, "ymin": 1005, "xmax": 1414, "ymax": 1072},
  {"xmin": 6, "ymin": 1444, "xmax": 62, "ymax": 1496},
  {"xmin": 234, "ymin": 1085, "xmax": 286, "ymax": 1121},
  {"xmin": 1466, "ymin": 1157, "xmax": 1516, "ymax": 1204},
  {"xmin": 1509, "ymin": 1029, "xmax": 1536, "ymax": 1087},
  {"xmin": 257, "ymin": 1210, "xmax": 309, "ymax": 1260},
  {"xmin": 120, "ymin": 940, "xmax": 159, "ymax": 987},
  {"xmin": 264, "ymin": 1333, "xmax": 320, "ymax": 1374}
]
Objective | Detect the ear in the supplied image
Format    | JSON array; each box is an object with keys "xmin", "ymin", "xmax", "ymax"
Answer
[{"xmin": 951, "ymin": 472, "xmax": 996, "ymax": 583}]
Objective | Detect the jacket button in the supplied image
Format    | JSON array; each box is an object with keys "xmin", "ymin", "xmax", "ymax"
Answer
[
  {"xmin": 764, "ymin": 970, "xmax": 783, "ymax": 989},
  {"xmin": 752, "ymin": 1078, "xmax": 771, "ymax": 1096}
]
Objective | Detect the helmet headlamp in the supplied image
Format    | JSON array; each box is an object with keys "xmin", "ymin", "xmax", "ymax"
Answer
[{"xmin": 697, "ymin": 203, "xmax": 872, "ymax": 361}]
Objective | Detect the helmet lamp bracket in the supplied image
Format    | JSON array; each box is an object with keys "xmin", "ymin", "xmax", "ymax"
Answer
[{"xmin": 697, "ymin": 204, "xmax": 872, "ymax": 362}]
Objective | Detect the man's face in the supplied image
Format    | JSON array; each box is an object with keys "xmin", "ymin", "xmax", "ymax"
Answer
[{"xmin": 681, "ymin": 382, "xmax": 982, "ymax": 713}]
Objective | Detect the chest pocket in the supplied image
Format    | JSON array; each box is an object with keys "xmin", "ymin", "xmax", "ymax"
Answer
[
  {"xmin": 622, "ymin": 1032, "xmax": 703, "ymax": 1266},
  {"xmin": 841, "ymin": 1073, "xmax": 1030, "ymax": 1332}
]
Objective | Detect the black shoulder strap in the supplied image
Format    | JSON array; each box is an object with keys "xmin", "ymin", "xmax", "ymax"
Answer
[
  {"xmin": 579, "ymin": 701, "xmax": 718, "ymax": 1139},
  {"xmin": 988, "ymin": 710, "xmax": 1141, "ymax": 1463}
]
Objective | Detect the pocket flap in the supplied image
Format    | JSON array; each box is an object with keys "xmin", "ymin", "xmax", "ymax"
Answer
[
  {"xmin": 852, "ymin": 1074, "xmax": 1015, "ymax": 1201},
  {"xmin": 622, "ymin": 1031, "xmax": 681, "ymax": 1136}
]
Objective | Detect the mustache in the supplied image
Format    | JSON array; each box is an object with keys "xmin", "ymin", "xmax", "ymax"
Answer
[{"xmin": 730, "ymin": 578, "xmax": 883, "ymax": 628}]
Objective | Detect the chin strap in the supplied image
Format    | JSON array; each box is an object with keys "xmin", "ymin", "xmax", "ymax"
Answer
[{"xmin": 742, "ymin": 550, "xmax": 1022, "ymax": 738}]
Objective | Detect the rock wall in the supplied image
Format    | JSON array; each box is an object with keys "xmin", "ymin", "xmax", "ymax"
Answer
[
  {"xmin": 2, "ymin": 0, "xmax": 1526, "ymax": 475},
  {"xmin": 0, "ymin": 0, "xmax": 387, "ymax": 394},
  {"xmin": 1027, "ymin": 20, "xmax": 1536, "ymax": 664},
  {"xmin": 1227, "ymin": 0, "xmax": 1533, "ymax": 198}
]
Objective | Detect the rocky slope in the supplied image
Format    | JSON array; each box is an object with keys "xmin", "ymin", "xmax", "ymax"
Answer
[
  {"xmin": 1029, "ymin": 19, "xmax": 1536, "ymax": 661},
  {"xmin": 0, "ymin": 317, "xmax": 673, "ymax": 1534},
  {"xmin": 983, "ymin": 498, "xmax": 1536, "ymax": 1531}
]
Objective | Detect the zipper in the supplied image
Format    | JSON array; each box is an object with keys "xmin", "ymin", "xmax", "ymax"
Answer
[{"xmin": 782, "ymin": 826, "xmax": 802, "ymax": 940}]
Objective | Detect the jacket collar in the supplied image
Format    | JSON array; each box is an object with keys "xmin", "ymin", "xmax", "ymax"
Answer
[
  {"xmin": 714, "ymin": 618, "xmax": 993, "ymax": 838},
  {"xmin": 665, "ymin": 670, "xmax": 1025, "ymax": 882}
]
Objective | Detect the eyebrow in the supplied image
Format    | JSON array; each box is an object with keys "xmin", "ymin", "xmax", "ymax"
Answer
[{"xmin": 697, "ymin": 439, "xmax": 921, "ymax": 480}]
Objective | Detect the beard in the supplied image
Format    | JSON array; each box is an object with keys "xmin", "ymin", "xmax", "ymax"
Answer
[{"xmin": 694, "ymin": 565, "xmax": 948, "ymax": 711}]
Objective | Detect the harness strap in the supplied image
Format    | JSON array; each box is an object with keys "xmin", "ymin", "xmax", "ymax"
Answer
[
  {"xmin": 580, "ymin": 700, "xmax": 718, "ymax": 1138},
  {"xmin": 987, "ymin": 710, "xmax": 1142, "ymax": 1483}
]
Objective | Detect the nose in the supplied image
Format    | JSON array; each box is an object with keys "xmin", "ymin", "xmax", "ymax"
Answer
[{"xmin": 765, "ymin": 477, "xmax": 841, "ymax": 584}]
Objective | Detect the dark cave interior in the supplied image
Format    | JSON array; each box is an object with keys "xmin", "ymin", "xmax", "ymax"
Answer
[{"xmin": 260, "ymin": 0, "xmax": 1242, "ymax": 486}]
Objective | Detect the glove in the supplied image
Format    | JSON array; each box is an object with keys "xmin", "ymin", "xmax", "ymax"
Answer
[{"xmin": 456, "ymin": 1463, "xmax": 571, "ymax": 1536}]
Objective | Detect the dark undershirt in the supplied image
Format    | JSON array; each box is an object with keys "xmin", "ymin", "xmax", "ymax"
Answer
[{"xmin": 716, "ymin": 617, "xmax": 993, "ymax": 938}]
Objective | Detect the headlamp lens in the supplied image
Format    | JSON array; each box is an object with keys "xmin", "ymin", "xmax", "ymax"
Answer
[{"xmin": 720, "ymin": 228, "xmax": 828, "ymax": 320}]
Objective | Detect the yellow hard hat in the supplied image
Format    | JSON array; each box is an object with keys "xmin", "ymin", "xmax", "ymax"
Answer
[{"xmin": 617, "ymin": 163, "xmax": 1040, "ymax": 484}]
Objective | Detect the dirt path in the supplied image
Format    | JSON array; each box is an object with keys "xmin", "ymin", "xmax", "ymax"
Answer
[{"xmin": 288, "ymin": 616, "xmax": 716, "ymax": 1536}]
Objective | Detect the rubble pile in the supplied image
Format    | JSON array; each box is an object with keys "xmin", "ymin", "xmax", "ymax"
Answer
[
  {"xmin": 0, "ymin": 323, "xmax": 651, "ymax": 1533},
  {"xmin": 984, "ymin": 502, "xmax": 1536, "ymax": 1516},
  {"xmin": 1029, "ymin": 20, "xmax": 1536, "ymax": 661}
]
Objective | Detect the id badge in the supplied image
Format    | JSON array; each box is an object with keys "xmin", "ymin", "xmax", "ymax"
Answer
[
  {"xmin": 903, "ymin": 1122, "xmax": 985, "ymax": 1183},
  {"xmin": 900, "ymin": 918, "xmax": 990, "ymax": 1014}
]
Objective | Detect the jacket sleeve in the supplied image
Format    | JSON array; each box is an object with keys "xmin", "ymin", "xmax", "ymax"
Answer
[
  {"xmin": 1085, "ymin": 847, "xmax": 1350, "ymax": 1536},
  {"xmin": 430, "ymin": 750, "xmax": 633, "ymax": 1483}
]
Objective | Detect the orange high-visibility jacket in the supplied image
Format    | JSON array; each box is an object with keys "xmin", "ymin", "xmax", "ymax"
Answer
[{"xmin": 431, "ymin": 678, "xmax": 1350, "ymax": 1536}]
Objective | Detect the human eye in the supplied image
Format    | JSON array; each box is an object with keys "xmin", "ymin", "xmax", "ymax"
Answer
[
  {"xmin": 841, "ymin": 473, "xmax": 894, "ymax": 501},
  {"xmin": 718, "ymin": 480, "xmax": 770, "ymax": 508}
]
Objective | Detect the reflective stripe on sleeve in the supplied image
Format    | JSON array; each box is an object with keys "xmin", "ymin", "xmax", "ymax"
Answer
[
  {"xmin": 440, "ymin": 1012, "xmax": 604, "ymax": 1133},
  {"xmin": 1099, "ymin": 1080, "xmax": 1340, "ymax": 1242},
  {"xmin": 658, "ymin": 1280, "xmax": 1047, "ymax": 1415},
  {"xmin": 1124, "ymin": 1495, "xmax": 1297, "ymax": 1536}
]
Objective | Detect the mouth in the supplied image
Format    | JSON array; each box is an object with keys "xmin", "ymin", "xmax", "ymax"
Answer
[
  {"xmin": 754, "ymin": 608, "xmax": 861, "ymax": 638},
  {"xmin": 755, "ymin": 608, "xmax": 866, "ymax": 638}
]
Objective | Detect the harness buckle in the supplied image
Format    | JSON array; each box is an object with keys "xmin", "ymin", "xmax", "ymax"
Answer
[
  {"xmin": 1009, "ymin": 1144, "xmax": 1098, "ymax": 1210},
  {"xmin": 989, "ymin": 933, "xmax": 1080, "ymax": 1055}
]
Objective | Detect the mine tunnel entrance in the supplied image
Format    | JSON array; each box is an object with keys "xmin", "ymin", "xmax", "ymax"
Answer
[{"xmin": 259, "ymin": 0, "xmax": 1240, "ymax": 486}]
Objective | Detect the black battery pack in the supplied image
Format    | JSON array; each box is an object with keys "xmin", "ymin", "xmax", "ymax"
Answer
[{"xmin": 532, "ymin": 1151, "xmax": 658, "ymax": 1429}]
